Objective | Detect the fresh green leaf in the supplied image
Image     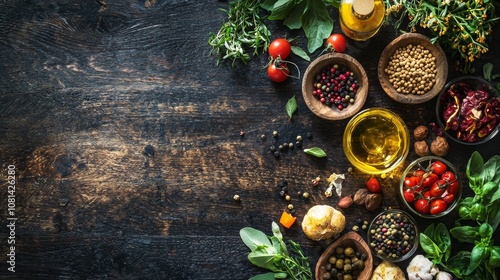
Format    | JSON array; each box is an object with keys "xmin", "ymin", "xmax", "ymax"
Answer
[
  {"xmin": 303, "ymin": 147, "xmax": 327, "ymax": 157},
  {"xmin": 492, "ymin": 74, "xmax": 500, "ymax": 80},
  {"xmin": 468, "ymin": 244, "xmax": 488, "ymax": 274},
  {"xmin": 240, "ymin": 227, "xmax": 273, "ymax": 251},
  {"xmin": 487, "ymin": 200, "xmax": 500, "ymax": 231},
  {"xmin": 269, "ymin": 0, "xmax": 296, "ymax": 20},
  {"xmin": 450, "ymin": 226, "xmax": 480, "ymax": 243},
  {"xmin": 435, "ymin": 223, "xmax": 452, "ymax": 261},
  {"xmin": 424, "ymin": 223, "xmax": 436, "ymax": 239},
  {"xmin": 467, "ymin": 151, "xmax": 485, "ymax": 191},
  {"xmin": 283, "ymin": 1, "xmax": 306, "ymax": 29},
  {"xmin": 301, "ymin": 0, "xmax": 333, "ymax": 53},
  {"xmin": 249, "ymin": 272, "xmax": 276, "ymax": 280},
  {"xmin": 420, "ymin": 233, "xmax": 442, "ymax": 260},
  {"xmin": 248, "ymin": 250, "xmax": 282, "ymax": 272},
  {"xmin": 488, "ymin": 246, "xmax": 500, "ymax": 268},
  {"xmin": 285, "ymin": 95, "xmax": 298, "ymax": 120},
  {"xmin": 483, "ymin": 155, "xmax": 500, "ymax": 185},
  {"xmin": 322, "ymin": 0, "xmax": 341, "ymax": 8},
  {"xmin": 484, "ymin": 63, "xmax": 494, "ymax": 81},
  {"xmin": 291, "ymin": 46, "xmax": 310, "ymax": 61},
  {"xmin": 271, "ymin": 222, "xmax": 288, "ymax": 256}
]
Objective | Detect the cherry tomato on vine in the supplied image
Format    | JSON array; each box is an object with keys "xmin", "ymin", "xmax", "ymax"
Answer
[
  {"xmin": 404, "ymin": 176, "xmax": 419, "ymax": 188},
  {"xmin": 430, "ymin": 199, "xmax": 448, "ymax": 215},
  {"xmin": 268, "ymin": 38, "xmax": 291, "ymax": 60},
  {"xmin": 414, "ymin": 198, "xmax": 431, "ymax": 214},
  {"xmin": 447, "ymin": 180, "xmax": 460, "ymax": 195},
  {"xmin": 431, "ymin": 160, "xmax": 447, "ymax": 176},
  {"xmin": 413, "ymin": 169, "xmax": 425, "ymax": 178},
  {"xmin": 441, "ymin": 171, "xmax": 456, "ymax": 182},
  {"xmin": 325, "ymin": 34, "xmax": 346, "ymax": 53},
  {"xmin": 442, "ymin": 193, "xmax": 455, "ymax": 205},
  {"xmin": 366, "ymin": 177, "xmax": 381, "ymax": 193},
  {"xmin": 403, "ymin": 187, "xmax": 416, "ymax": 203},
  {"xmin": 429, "ymin": 180, "xmax": 447, "ymax": 197},
  {"xmin": 267, "ymin": 62, "xmax": 289, "ymax": 83},
  {"xmin": 422, "ymin": 173, "xmax": 439, "ymax": 187}
]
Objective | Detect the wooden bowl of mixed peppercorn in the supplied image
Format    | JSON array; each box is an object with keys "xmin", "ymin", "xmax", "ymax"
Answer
[
  {"xmin": 378, "ymin": 33, "xmax": 448, "ymax": 104},
  {"xmin": 302, "ymin": 53, "xmax": 368, "ymax": 121},
  {"xmin": 315, "ymin": 231, "xmax": 373, "ymax": 280}
]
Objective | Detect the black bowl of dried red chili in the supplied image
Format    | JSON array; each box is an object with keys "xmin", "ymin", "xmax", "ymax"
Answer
[{"xmin": 436, "ymin": 75, "xmax": 500, "ymax": 145}]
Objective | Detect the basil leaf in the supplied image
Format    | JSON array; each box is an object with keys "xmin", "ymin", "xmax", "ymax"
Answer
[
  {"xmin": 424, "ymin": 223, "xmax": 436, "ymax": 240},
  {"xmin": 240, "ymin": 227, "xmax": 273, "ymax": 251},
  {"xmin": 435, "ymin": 223, "xmax": 451, "ymax": 261},
  {"xmin": 285, "ymin": 95, "xmax": 297, "ymax": 120},
  {"xmin": 487, "ymin": 200, "xmax": 500, "ymax": 232},
  {"xmin": 483, "ymin": 155, "xmax": 500, "ymax": 185},
  {"xmin": 450, "ymin": 226, "xmax": 480, "ymax": 244},
  {"xmin": 269, "ymin": 0, "xmax": 296, "ymax": 20},
  {"xmin": 291, "ymin": 46, "xmax": 310, "ymax": 61},
  {"xmin": 301, "ymin": 0, "xmax": 333, "ymax": 53},
  {"xmin": 420, "ymin": 233, "xmax": 441, "ymax": 259},
  {"xmin": 303, "ymin": 147, "xmax": 327, "ymax": 157},
  {"xmin": 322, "ymin": 0, "xmax": 341, "ymax": 8},
  {"xmin": 283, "ymin": 1, "xmax": 306, "ymax": 29},
  {"xmin": 483, "ymin": 63, "xmax": 494, "ymax": 81},
  {"xmin": 250, "ymin": 272, "xmax": 277, "ymax": 280},
  {"xmin": 468, "ymin": 244, "xmax": 487, "ymax": 274},
  {"xmin": 488, "ymin": 246, "xmax": 500, "ymax": 268},
  {"xmin": 261, "ymin": 0, "xmax": 279, "ymax": 11},
  {"xmin": 467, "ymin": 152, "xmax": 485, "ymax": 189}
]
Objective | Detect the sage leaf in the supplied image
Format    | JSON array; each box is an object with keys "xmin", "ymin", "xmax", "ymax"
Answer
[
  {"xmin": 268, "ymin": 0, "xmax": 295, "ymax": 20},
  {"xmin": 483, "ymin": 63, "xmax": 493, "ymax": 81},
  {"xmin": 249, "ymin": 272, "xmax": 276, "ymax": 280},
  {"xmin": 304, "ymin": 147, "xmax": 327, "ymax": 157},
  {"xmin": 283, "ymin": 1, "xmax": 306, "ymax": 29},
  {"xmin": 240, "ymin": 227, "xmax": 273, "ymax": 251},
  {"xmin": 285, "ymin": 95, "xmax": 297, "ymax": 120},
  {"xmin": 248, "ymin": 251, "xmax": 281, "ymax": 272},
  {"xmin": 291, "ymin": 46, "xmax": 310, "ymax": 61}
]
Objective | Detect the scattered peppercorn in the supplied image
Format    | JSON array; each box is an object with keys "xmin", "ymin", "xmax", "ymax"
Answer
[
  {"xmin": 302, "ymin": 192, "xmax": 310, "ymax": 199},
  {"xmin": 285, "ymin": 195, "xmax": 291, "ymax": 201},
  {"xmin": 288, "ymin": 143, "xmax": 294, "ymax": 149},
  {"xmin": 273, "ymin": 131, "xmax": 278, "ymax": 137},
  {"xmin": 239, "ymin": 131, "xmax": 245, "ymax": 136},
  {"xmin": 260, "ymin": 134, "xmax": 266, "ymax": 140},
  {"xmin": 352, "ymin": 225, "xmax": 360, "ymax": 231},
  {"xmin": 287, "ymin": 204, "xmax": 294, "ymax": 210},
  {"xmin": 296, "ymin": 135, "xmax": 302, "ymax": 141},
  {"xmin": 233, "ymin": 194, "xmax": 240, "ymax": 201}
]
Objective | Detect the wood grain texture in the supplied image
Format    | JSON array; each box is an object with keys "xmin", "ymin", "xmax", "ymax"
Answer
[{"xmin": 0, "ymin": 1, "xmax": 499, "ymax": 279}]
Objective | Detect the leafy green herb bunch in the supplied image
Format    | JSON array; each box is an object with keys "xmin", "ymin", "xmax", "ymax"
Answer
[{"xmin": 385, "ymin": 0, "xmax": 500, "ymax": 72}]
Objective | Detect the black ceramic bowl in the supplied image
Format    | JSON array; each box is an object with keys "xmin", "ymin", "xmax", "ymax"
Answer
[{"xmin": 436, "ymin": 76, "xmax": 500, "ymax": 145}]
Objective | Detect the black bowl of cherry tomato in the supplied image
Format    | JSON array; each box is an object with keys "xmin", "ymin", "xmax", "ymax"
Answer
[{"xmin": 399, "ymin": 156, "xmax": 462, "ymax": 219}]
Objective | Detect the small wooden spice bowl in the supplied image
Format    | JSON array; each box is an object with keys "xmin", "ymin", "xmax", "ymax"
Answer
[
  {"xmin": 378, "ymin": 33, "xmax": 448, "ymax": 104},
  {"xmin": 302, "ymin": 53, "xmax": 368, "ymax": 120},
  {"xmin": 315, "ymin": 231, "xmax": 373, "ymax": 280}
]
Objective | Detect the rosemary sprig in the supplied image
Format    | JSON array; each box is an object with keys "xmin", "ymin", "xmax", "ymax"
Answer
[
  {"xmin": 208, "ymin": 0, "xmax": 271, "ymax": 67},
  {"xmin": 385, "ymin": 0, "xmax": 500, "ymax": 72}
]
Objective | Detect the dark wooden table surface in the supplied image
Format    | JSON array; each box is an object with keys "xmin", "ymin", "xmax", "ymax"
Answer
[{"xmin": 0, "ymin": 1, "xmax": 499, "ymax": 279}]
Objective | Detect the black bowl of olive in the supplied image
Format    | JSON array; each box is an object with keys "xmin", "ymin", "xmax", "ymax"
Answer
[
  {"xmin": 436, "ymin": 75, "xmax": 500, "ymax": 145},
  {"xmin": 315, "ymin": 231, "xmax": 373, "ymax": 280}
]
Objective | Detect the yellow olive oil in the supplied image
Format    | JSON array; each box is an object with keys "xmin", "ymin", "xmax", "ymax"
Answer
[
  {"xmin": 343, "ymin": 108, "xmax": 409, "ymax": 174},
  {"xmin": 339, "ymin": 0, "xmax": 385, "ymax": 41}
]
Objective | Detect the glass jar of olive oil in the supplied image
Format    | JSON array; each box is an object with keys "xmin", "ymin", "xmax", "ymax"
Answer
[
  {"xmin": 343, "ymin": 108, "xmax": 409, "ymax": 174},
  {"xmin": 339, "ymin": 0, "xmax": 385, "ymax": 41}
]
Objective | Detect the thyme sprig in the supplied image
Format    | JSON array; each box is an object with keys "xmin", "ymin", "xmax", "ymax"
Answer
[
  {"xmin": 385, "ymin": 0, "xmax": 500, "ymax": 72},
  {"xmin": 208, "ymin": 0, "xmax": 271, "ymax": 67}
]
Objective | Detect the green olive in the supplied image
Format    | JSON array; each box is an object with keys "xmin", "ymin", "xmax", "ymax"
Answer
[
  {"xmin": 353, "ymin": 260, "xmax": 365, "ymax": 270},
  {"xmin": 322, "ymin": 272, "xmax": 332, "ymax": 280},
  {"xmin": 343, "ymin": 264, "xmax": 352, "ymax": 273},
  {"xmin": 343, "ymin": 274, "xmax": 353, "ymax": 280},
  {"xmin": 336, "ymin": 259, "xmax": 344, "ymax": 270},
  {"xmin": 328, "ymin": 256, "xmax": 337, "ymax": 264},
  {"xmin": 344, "ymin": 247, "xmax": 354, "ymax": 257},
  {"xmin": 344, "ymin": 258, "xmax": 351, "ymax": 264},
  {"xmin": 335, "ymin": 247, "xmax": 344, "ymax": 255}
]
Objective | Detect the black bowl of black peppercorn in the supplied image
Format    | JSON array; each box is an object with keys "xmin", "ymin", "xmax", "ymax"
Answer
[{"xmin": 367, "ymin": 209, "xmax": 419, "ymax": 262}]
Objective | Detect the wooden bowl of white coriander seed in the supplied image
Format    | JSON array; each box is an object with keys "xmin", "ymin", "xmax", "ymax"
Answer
[{"xmin": 378, "ymin": 33, "xmax": 448, "ymax": 104}]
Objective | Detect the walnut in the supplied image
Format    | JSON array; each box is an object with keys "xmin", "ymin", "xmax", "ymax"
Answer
[
  {"xmin": 413, "ymin": 125, "xmax": 429, "ymax": 141},
  {"xmin": 430, "ymin": 136, "xmax": 449, "ymax": 156},
  {"xmin": 365, "ymin": 194, "xmax": 383, "ymax": 211},
  {"xmin": 353, "ymin": 188, "xmax": 369, "ymax": 205},
  {"xmin": 414, "ymin": 140, "xmax": 429, "ymax": 156}
]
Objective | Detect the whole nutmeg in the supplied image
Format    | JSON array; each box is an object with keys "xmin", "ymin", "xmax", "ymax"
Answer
[
  {"xmin": 430, "ymin": 136, "xmax": 449, "ymax": 156},
  {"xmin": 414, "ymin": 140, "xmax": 429, "ymax": 156},
  {"xmin": 353, "ymin": 188, "xmax": 369, "ymax": 205},
  {"xmin": 365, "ymin": 193, "xmax": 382, "ymax": 211},
  {"xmin": 413, "ymin": 125, "xmax": 429, "ymax": 141}
]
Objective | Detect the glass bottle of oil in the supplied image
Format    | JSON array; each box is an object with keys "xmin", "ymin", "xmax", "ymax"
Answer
[{"xmin": 339, "ymin": 0, "xmax": 385, "ymax": 41}]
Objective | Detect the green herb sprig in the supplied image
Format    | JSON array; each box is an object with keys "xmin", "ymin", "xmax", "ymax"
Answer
[
  {"xmin": 240, "ymin": 222, "xmax": 313, "ymax": 280},
  {"xmin": 303, "ymin": 147, "xmax": 327, "ymax": 158},
  {"xmin": 385, "ymin": 0, "xmax": 500, "ymax": 72},
  {"xmin": 285, "ymin": 95, "xmax": 297, "ymax": 121},
  {"xmin": 209, "ymin": 0, "xmax": 271, "ymax": 66},
  {"xmin": 419, "ymin": 152, "xmax": 500, "ymax": 279}
]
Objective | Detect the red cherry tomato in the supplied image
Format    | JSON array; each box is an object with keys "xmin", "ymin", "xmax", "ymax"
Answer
[
  {"xmin": 267, "ymin": 62, "xmax": 289, "ymax": 83},
  {"xmin": 414, "ymin": 198, "xmax": 431, "ymax": 214},
  {"xmin": 429, "ymin": 180, "xmax": 447, "ymax": 197},
  {"xmin": 441, "ymin": 171, "xmax": 459, "ymax": 194},
  {"xmin": 442, "ymin": 193, "xmax": 455, "ymax": 205},
  {"xmin": 404, "ymin": 176, "xmax": 419, "ymax": 188},
  {"xmin": 447, "ymin": 180, "xmax": 460, "ymax": 195},
  {"xmin": 423, "ymin": 190, "xmax": 432, "ymax": 199},
  {"xmin": 431, "ymin": 160, "xmax": 448, "ymax": 176},
  {"xmin": 422, "ymin": 173, "xmax": 439, "ymax": 188},
  {"xmin": 413, "ymin": 169, "xmax": 425, "ymax": 178},
  {"xmin": 441, "ymin": 171, "xmax": 456, "ymax": 182},
  {"xmin": 325, "ymin": 34, "xmax": 347, "ymax": 53},
  {"xmin": 403, "ymin": 187, "xmax": 416, "ymax": 203},
  {"xmin": 366, "ymin": 177, "xmax": 381, "ymax": 193},
  {"xmin": 430, "ymin": 199, "xmax": 448, "ymax": 215},
  {"xmin": 268, "ymin": 38, "xmax": 291, "ymax": 60}
]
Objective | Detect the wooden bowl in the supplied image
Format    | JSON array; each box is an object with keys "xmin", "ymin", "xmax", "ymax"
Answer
[
  {"xmin": 302, "ymin": 53, "xmax": 368, "ymax": 120},
  {"xmin": 378, "ymin": 33, "xmax": 448, "ymax": 104},
  {"xmin": 315, "ymin": 231, "xmax": 373, "ymax": 280}
]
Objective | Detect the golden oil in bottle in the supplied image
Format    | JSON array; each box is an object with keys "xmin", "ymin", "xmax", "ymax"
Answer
[
  {"xmin": 343, "ymin": 108, "xmax": 409, "ymax": 174},
  {"xmin": 339, "ymin": 0, "xmax": 385, "ymax": 41}
]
